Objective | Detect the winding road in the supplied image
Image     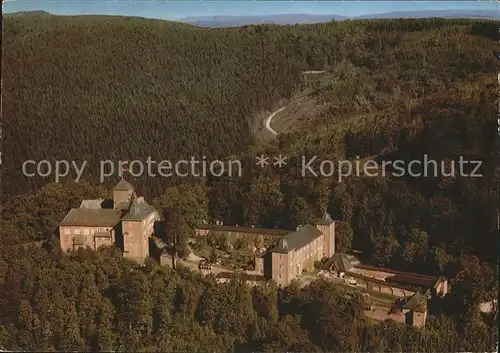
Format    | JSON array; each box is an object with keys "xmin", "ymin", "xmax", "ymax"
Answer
[{"xmin": 265, "ymin": 106, "xmax": 285, "ymax": 136}]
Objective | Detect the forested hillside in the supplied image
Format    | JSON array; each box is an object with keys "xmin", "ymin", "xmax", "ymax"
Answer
[
  {"xmin": 1, "ymin": 14, "xmax": 498, "ymax": 352},
  {"xmin": 0, "ymin": 244, "xmax": 497, "ymax": 352},
  {"xmin": 2, "ymin": 15, "xmax": 498, "ymax": 196}
]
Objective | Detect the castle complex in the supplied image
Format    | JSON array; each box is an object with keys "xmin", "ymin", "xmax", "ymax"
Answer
[
  {"xmin": 59, "ymin": 179, "xmax": 160, "ymax": 262},
  {"xmin": 59, "ymin": 178, "xmax": 335, "ymax": 285},
  {"xmin": 57, "ymin": 179, "xmax": 448, "ymax": 328}
]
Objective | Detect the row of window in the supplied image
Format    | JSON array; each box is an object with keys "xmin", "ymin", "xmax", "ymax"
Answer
[
  {"xmin": 64, "ymin": 227, "xmax": 111, "ymax": 235},
  {"xmin": 72, "ymin": 237, "xmax": 112, "ymax": 248}
]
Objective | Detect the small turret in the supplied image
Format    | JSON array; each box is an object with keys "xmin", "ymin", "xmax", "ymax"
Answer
[
  {"xmin": 277, "ymin": 238, "xmax": 288, "ymax": 251},
  {"xmin": 113, "ymin": 178, "xmax": 134, "ymax": 210}
]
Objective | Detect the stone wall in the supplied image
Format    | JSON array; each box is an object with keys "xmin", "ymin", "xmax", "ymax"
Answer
[
  {"xmin": 350, "ymin": 267, "xmax": 395, "ymax": 281},
  {"xmin": 94, "ymin": 235, "xmax": 113, "ymax": 250},
  {"xmin": 412, "ymin": 310, "xmax": 427, "ymax": 328},
  {"xmin": 350, "ymin": 264, "xmax": 440, "ymax": 296},
  {"xmin": 59, "ymin": 225, "xmax": 115, "ymax": 253},
  {"xmin": 122, "ymin": 220, "xmax": 148, "ymax": 262},
  {"xmin": 215, "ymin": 272, "xmax": 267, "ymax": 287},
  {"xmin": 403, "ymin": 309, "xmax": 427, "ymax": 328},
  {"xmin": 196, "ymin": 228, "xmax": 284, "ymax": 246},
  {"xmin": 350, "ymin": 273, "xmax": 416, "ymax": 298},
  {"xmin": 315, "ymin": 222, "xmax": 335, "ymax": 258},
  {"xmin": 255, "ymin": 257, "xmax": 264, "ymax": 275},
  {"xmin": 113, "ymin": 189, "xmax": 133, "ymax": 210},
  {"xmin": 433, "ymin": 277, "xmax": 449, "ymax": 296},
  {"xmin": 271, "ymin": 252, "xmax": 290, "ymax": 287}
]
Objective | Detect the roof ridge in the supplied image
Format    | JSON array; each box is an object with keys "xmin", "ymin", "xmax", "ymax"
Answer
[{"xmin": 114, "ymin": 178, "xmax": 134, "ymax": 191}]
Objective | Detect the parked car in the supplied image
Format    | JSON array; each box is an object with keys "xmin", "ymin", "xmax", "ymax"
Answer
[{"xmin": 198, "ymin": 260, "xmax": 212, "ymax": 270}]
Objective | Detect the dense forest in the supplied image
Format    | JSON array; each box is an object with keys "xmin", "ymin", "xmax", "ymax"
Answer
[
  {"xmin": 1, "ymin": 13, "xmax": 499, "ymax": 352},
  {"xmin": 2, "ymin": 15, "xmax": 498, "ymax": 196},
  {"xmin": 0, "ymin": 244, "xmax": 497, "ymax": 352}
]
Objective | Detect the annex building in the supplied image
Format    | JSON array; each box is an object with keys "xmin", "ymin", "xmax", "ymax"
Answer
[
  {"xmin": 255, "ymin": 214, "xmax": 335, "ymax": 286},
  {"xmin": 59, "ymin": 179, "xmax": 160, "ymax": 263},
  {"xmin": 197, "ymin": 213, "xmax": 336, "ymax": 287}
]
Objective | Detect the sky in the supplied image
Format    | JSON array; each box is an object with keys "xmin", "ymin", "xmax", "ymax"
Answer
[{"xmin": 2, "ymin": 1, "xmax": 498, "ymax": 21}]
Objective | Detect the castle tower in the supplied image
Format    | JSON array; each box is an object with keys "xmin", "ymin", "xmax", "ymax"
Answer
[
  {"xmin": 113, "ymin": 178, "xmax": 134, "ymax": 210},
  {"xmin": 316, "ymin": 212, "xmax": 336, "ymax": 259},
  {"xmin": 121, "ymin": 195, "xmax": 159, "ymax": 263}
]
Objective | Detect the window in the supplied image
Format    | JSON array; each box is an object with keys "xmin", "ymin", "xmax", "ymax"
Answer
[
  {"xmin": 64, "ymin": 229, "xmax": 70, "ymax": 235},
  {"xmin": 84, "ymin": 228, "xmax": 89, "ymax": 235},
  {"xmin": 278, "ymin": 274, "xmax": 282, "ymax": 279},
  {"xmin": 75, "ymin": 229, "xmax": 81, "ymax": 235}
]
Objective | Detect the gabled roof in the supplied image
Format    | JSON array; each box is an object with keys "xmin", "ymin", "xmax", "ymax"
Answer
[
  {"xmin": 272, "ymin": 224, "xmax": 321, "ymax": 253},
  {"xmin": 80, "ymin": 199, "xmax": 104, "ymax": 209},
  {"xmin": 330, "ymin": 253, "xmax": 358, "ymax": 273},
  {"xmin": 114, "ymin": 178, "xmax": 134, "ymax": 191},
  {"xmin": 60, "ymin": 208, "xmax": 123, "ymax": 227},
  {"xmin": 402, "ymin": 292, "xmax": 427, "ymax": 312},
  {"xmin": 122, "ymin": 199, "xmax": 158, "ymax": 221}
]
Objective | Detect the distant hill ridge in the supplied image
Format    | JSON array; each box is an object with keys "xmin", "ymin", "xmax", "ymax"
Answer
[
  {"xmin": 5, "ymin": 9, "xmax": 498, "ymax": 28},
  {"xmin": 5, "ymin": 10, "xmax": 53, "ymax": 17},
  {"xmin": 181, "ymin": 9, "xmax": 498, "ymax": 27}
]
